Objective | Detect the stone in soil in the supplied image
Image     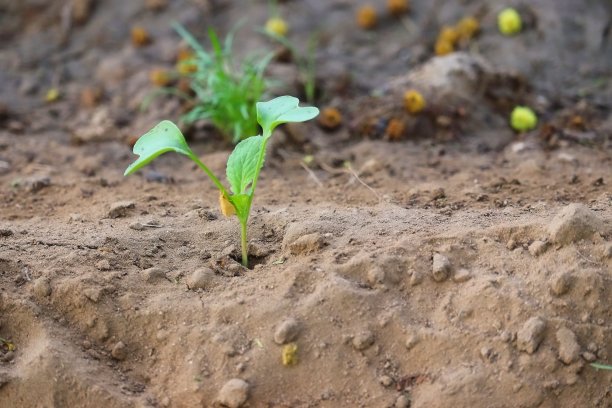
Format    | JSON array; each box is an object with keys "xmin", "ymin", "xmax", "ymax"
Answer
[
  {"xmin": 186, "ymin": 268, "xmax": 216, "ymax": 290},
  {"xmin": 556, "ymin": 327, "xmax": 581, "ymax": 364},
  {"xmin": 111, "ymin": 341, "xmax": 127, "ymax": 361},
  {"xmin": 273, "ymin": 318, "xmax": 301, "ymax": 345},
  {"xmin": 108, "ymin": 201, "xmax": 135, "ymax": 219},
  {"xmin": 548, "ymin": 203, "xmax": 604, "ymax": 245},
  {"xmin": 216, "ymin": 378, "xmax": 250, "ymax": 408},
  {"xmin": 352, "ymin": 330, "xmax": 375, "ymax": 351},
  {"xmin": 550, "ymin": 272, "xmax": 572, "ymax": 296},
  {"xmin": 288, "ymin": 232, "xmax": 325, "ymax": 255},
  {"xmin": 528, "ymin": 240, "xmax": 547, "ymax": 256},
  {"xmin": 432, "ymin": 253, "xmax": 451, "ymax": 282},
  {"xmin": 31, "ymin": 277, "xmax": 52, "ymax": 299},
  {"xmin": 516, "ymin": 317, "xmax": 546, "ymax": 354},
  {"xmin": 142, "ymin": 267, "xmax": 167, "ymax": 283},
  {"xmin": 453, "ymin": 268, "xmax": 471, "ymax": 283}
]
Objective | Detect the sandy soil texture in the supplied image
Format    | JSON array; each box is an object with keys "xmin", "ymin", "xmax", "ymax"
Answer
[{"xmin": 0, "ymin": 0, "xmax": 611, "ymax": 407}]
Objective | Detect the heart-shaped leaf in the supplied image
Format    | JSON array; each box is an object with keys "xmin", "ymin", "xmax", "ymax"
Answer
[
  {"xmin": 226, "ymin": 135, "xmax": 263, "ymax": 195},
  {"xmin": 124, "ymin": 120, "xmax": 194, "ymax": 176},
  {"xmin": 256, "ymin": 96, "xmax": 319, "ymax": 136}
]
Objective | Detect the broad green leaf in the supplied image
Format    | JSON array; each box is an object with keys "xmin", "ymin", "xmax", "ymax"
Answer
[
  {"xmin": 226, "ymin": 135, "xmax": 263, "ymax": 195},
  {"xmin": 124, "ymin": 120, "xmax": 194, "ymax": 176},
  {"xmin": 256, "ymin": 96, "xmax": 319, "ymax": 135}
]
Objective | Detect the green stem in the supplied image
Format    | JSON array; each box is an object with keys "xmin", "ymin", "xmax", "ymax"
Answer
[
  {"xmin": 189, "ymin": 154, "xmax": 229, "ymax": 197},
  {"xmin": 240, "ymin": 217, "xmax": 249, "ymax": 267},
  {"xmin": 248, "ymin": 128, "xmax": 272, "ymax": 205}
]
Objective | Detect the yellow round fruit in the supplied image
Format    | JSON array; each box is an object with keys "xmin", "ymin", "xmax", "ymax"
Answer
[
  {"xmin": 498, "ymin": 8, "xmax": 522, "ymax": 36},
  {"xmin": 403, "ymin": 90, "xmax": 426, "ymax": 114},
  {"xmin": 265, "ymin": 17, "xmax": 289, "ymax": 37},
  {"xmin": 510, "ymin": 106, "xmax": 537, "ymax": 132}
]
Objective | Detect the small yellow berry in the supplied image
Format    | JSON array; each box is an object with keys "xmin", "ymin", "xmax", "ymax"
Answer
[
  {"xmin": 498, "ymin": 8, "xmax": 522, "ymax": 36},
  {"xmin": 318, "ymin": 107, "xmax": 343, "ymax": 130},
  {"xmin": 510, "ymin": 106, "xmax": 537, "ymax": 132},
  {"xmin": 219, "ymin": 192, "xmax": 236, "ymax": 217},
  {"xmin": 356, "ymin": 5, "xmax": 378, "ymax": 30},
  {"xmin": 131, "ymin": 26, "xmax": 151, "ymax": 47},
  {"xmin": 265, "ymin": 17, "xmax": 289, "ymax": 37},
  {"xmin": 149, "ymin": 68, "xmax": 171, "ymax": 87},
  {"xmin": 403, "ymin": 90, "xmax": 426, "ymax": 114},
  {"xmin": 439, "ymin": 26, "xmax": 459, "ymax": 45},
  {"xmin": 281, "ymin": 343, "xmax": 298, "ymax": 366},
  {"xmin": 456, "ymin": 16, "xmax": 480, "ymax": 41},
  {"xmin": 387, "ymin": 0, "xmax": 409, "ymax": 16},
  {"xmin": 45, "ymin": 88, "xmax": 60, "ymax": 103},
  {"xmin": 434, "ymin": 39, "xmax": 454, "ymax": 56}
]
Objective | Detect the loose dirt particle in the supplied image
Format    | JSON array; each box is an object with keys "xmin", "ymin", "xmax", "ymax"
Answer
[
  {"xmin": 528, "ymin": 240, "xmax": 547, "ymax": 256},
  {"xmin": 548, "ymin": 203, "xmax": 604, "ymax": 245},
  {"xmin": 111, "ymin": 341, "xmax": 127, "ymax": 361},
  {"xmin": 556, "ymin": 327, "xmax": 580, "ymax": 364},
  {"xmin": 432, "ymin": 253, "xmax": 451, "ymax": 282},
  {"xmin": 108, "ymin": 201, "xmax": 135, "ymax": 219},
  {"xmin": 186, "ymin": 268, "xmax": 216, "ymax": 290},
  {"xmin": 274, "ymin": 318, "xmax": 301, "ymax": 345},
  {"xmin": 379, "ymin": 375, "xmax": 393, "ymax": 387},
  {"xmin": 516, "ymin": 317, "xmax": 546, "ymax": 354},
  {"xmin": 71, "ymin": 0, "xmax": 94, "ymax": 24},
  {"xmin": 216, "ymin": 379, "xmax": 250, "ymax": 408},
  {"xmin": 367, "ymin": 266, "xmax": 385, "ymax": 287},
  {"xmin": 395, "ymin": 394, "xmax": 410, "ymax": 408},
  {"xmin": 352, "ymin": 330, "xmax": 375, "ymax": 351}
]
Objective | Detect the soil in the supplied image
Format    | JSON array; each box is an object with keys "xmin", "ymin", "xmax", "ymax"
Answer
[{"xmin": 0, "ymin": 0, "xmax": 611, "ymax": 407}]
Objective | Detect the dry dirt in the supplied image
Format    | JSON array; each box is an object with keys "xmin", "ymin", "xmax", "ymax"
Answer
[{"xmin": 0, "ymin": 0, "xmax": 611, "ymax": 407}]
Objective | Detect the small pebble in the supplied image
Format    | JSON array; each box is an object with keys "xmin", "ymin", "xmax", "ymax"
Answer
[
  {"xmin": 274, "ymin": 318, "xmax": 301, "ymax": 345},
  {"xmin": 453, "ymin": 268, "xmax": 471, "ymax": 283},
  {"xmin": 556, "ymin": 327, "xmax": 581, "ymax": 364},
  {"xmin": 367, "ymin": 266, "xmax": 385, "ymax": 287},
  {"xmin": 142, "ymin": 267, "xmax": 167, "ymax": 283},
  {"xmin": 395, "ymin": 395, "xmax": 410, "ymax": 408},
  {"xmin": 548, "ymin": 203, "xmax": 603, "ymax": 245},
  {"xmin": 111, "ymin": 341, "xmax": 127, "ymax": 361},
  {"xmin": 432, "ymin": 253, "xmax": 451, "ymax": 282},
  {"xmin": 289, "ymin": 233, "xmax": 325, "ymax": 255},
  {"xmin": 95, "ymin": 259, "xmax": 111, "ymax": 271},
  {"xmin": 186, "ymin": 268, "xmax": 216, "ymax": 290},
  {"xmin": 216, "ymin": 378, "xmax": 250, "ymax": 408},
  {"xmin": 352, "ymin": 330, "xmax": 375, "ymax": 351},
  {"xmin": 108, "ymin": 201, "xmax": 135, "ymax": 219},
  {"xmin": 31, "ymin": 277, "xmax": 52, "ymax": 298},
  {"xmin": 582, "ymin": 352, "xmax": 596, "ymax": 362},
  {"xmin": 550, "ymin": 272, "xmax": 571, "ymax": 296},
  {"xmin": 379, "ymin": 375, "xmax": 393, "ymax": 387},
  {"xmin": 506, "ymin": 239, "xmax": 517, "ymax": 250},
  {"xmin": 528, "ymin": 240, "xmax": 547, "ymax": 256},
  {"xmin": 409, "ymin": 270, "xmax": 423, "ymax": 286},
  {"xmin": 516, "ymin": 317, "xmax": 546, "ymax": 354}
]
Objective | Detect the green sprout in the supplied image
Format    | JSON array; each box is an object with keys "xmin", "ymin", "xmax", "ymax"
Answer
[
  {"xmin": 125, "ymin": 96, "xmax": 319, "ymax": 267},
  {"xmin": 172, "ymin": 23, "xmax": 274, "ymax": 143},
  {"xmin": 590, "ymin": 362, "xmax": 612, "ymax": 371}
]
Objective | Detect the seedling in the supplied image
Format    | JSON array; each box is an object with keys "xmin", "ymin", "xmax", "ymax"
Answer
[
  {"xmin": 144, "ymin": 23, "xmax": 273, "ymax": 144},
  {"xmin": 125, "ymin": 96, "xmax": 319, "ymax": 267}
]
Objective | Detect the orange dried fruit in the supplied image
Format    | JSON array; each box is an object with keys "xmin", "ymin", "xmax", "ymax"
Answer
[
  {"xmin": 385, "ymin": 118, "xmax": 405, "ymax": 140},
  {"xmin": 403, "ymin": 90, "xmax": 426, "ymax": 114},
  {"xmin": 318, "ymin": 107, "xmax": 343, "ymax": 130},
  {"xmin": 80, "ymin": 86, "xmax": 102, "ymax": 108},
  {"xmin": 131, "ymin": 26, "xmax": 151, "ymax": 47},
  {"xmin": 356, "ymin": 5, "xmax": 378, "ymax": 30},
  {"xmin": 149, "ymin": 68, "xmax": 171, "ymax": 86},
  {"xmin": 387, "ymin": 0, "xmax": 409, "ymax": 16}
]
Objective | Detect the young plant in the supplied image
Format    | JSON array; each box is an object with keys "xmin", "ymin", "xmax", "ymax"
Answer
[
  {"xmin": 124, "ymin": 96, "xmax": 319, "ymax": 267},
  {"xmin": 172, "ymin": 23, "xmax": 273, "ymax": 143}
]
